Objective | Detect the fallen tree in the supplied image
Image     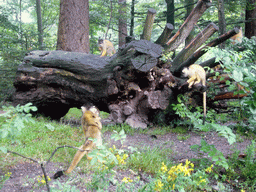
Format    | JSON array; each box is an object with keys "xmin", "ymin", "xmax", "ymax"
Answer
[{"xmin": 13, "ymin": 0, "xmax": 243, "ymax": 128}]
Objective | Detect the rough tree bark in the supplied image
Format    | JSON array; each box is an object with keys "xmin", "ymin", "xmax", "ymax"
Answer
[
  {"xmin": 13, "ymin": 0, "xmax": 243, "ymax": 128},
  {"xmin": 118, "ymin": 0, "xmax": 127, "ymax": 47},
  {"xmin": 141, "ymin": 8, "xmax": 156, "ymax": 40},
  {"xmin": 217, "ymin": 0, "xmax": 226, "ymax": 49},
  {"xmin": 57, "ymin": 0, "xmax": 90, "ymax": 53},
  {"xmin": 185, "ymin": 0, "xmax": 195, "ymax": 46},
  {"xmin": 245, "ymin": 0, "xmax": 256, "ymax": 38},
  {"xmin": 36, "ymin": 0, "xmax": 43, "ymax": 50}
]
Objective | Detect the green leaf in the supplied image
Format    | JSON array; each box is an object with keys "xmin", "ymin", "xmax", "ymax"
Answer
[
  {"xmin": 249, "ymin": 104, "xmax": 256, "ymax": 114},
  {"xmin": 212, "ymin": 156, "xmax": 219, "ymax": 162},
  {"xmin": 2, "ymin": 129, "xmax": 9, "ymax": 138},
  {"xmin": 45, "ymin": 124, "xmax": 55, "ymax": 131},
  {"xmin": 190, "ymin": 144, "xmax": 200, "ymax": 151},
  {"xmin": 208, "ymin": 150, "xmax": 216, "ymax": 157},
  {"xmin": 232, "ymin": 69, "xmax": 243, "ymax": 82},
  {"xmin": 90, "ymin": 157, "xmax": 98, "ymax": 165},
  {"xmin": 0, "ymin": 147, "xmax": 7, "ymax": 153}
]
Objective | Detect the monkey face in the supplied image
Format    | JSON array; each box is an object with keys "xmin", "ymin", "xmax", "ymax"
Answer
[
  {"xmin": 182, "ymin": 67, "xmax": 189, "ymax": 77},
  {"xmin": 98, "ymin": 39, "xmax": 104, "ymax": 44}
]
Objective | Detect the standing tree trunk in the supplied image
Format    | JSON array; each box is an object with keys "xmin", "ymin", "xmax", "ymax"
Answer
[
  {"xmin": 141, "ymin": 8, "xmax": 156, "ymax": 40},
  {"xmin": 245, "ymin": 0, "xmax": 256, "ymax": 38},
  {"xmin": 217, "ymin": 0, "xmax": 226, "ymax": 49},
  {"xmin": 185, "ymin": 0, "xmax": 195, "ymax": 46},
  {"xmin": 130, "ymin": 0, "xmax": 135, "ymax": 37},
  {"xmin": 36, "ymin": 0, "xmax": 43, "ymax": 50},
  {"xmin": 165, "ymin": 0, "xmax": 175, "ymax": 27},
  {"xmin": 57, "ymin": 0, "xmax": 90, "ymax": 53},
  {"xmin": 118, "ymin": 0, "xmax": 127, "ymax": 47}
]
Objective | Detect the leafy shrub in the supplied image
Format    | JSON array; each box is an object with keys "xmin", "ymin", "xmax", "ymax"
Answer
[{"xmin": 0, "ymin": 103, "xmax": 37, "ymax": 153}]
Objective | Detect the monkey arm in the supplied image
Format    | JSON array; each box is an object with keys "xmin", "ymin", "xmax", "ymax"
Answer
[
  {"xmin": 193, "ymin": 73, "xmax": 201, "ymax": 85},
  {"xmin": 100, "ymin": 49, "xmax": 107, "ymax": 57},
  {"xmin": 100, "ymin": 43, "xmax": 107, "ymax": 57},
  {"xmin": 187, "ymin": 75, "xmax": 197, "ymax": 88}
]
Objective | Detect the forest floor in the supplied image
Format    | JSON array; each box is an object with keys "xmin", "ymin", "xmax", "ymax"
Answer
[{"xmin": 0, "ymin": 125, "xmax": 252, "ymax": 192}]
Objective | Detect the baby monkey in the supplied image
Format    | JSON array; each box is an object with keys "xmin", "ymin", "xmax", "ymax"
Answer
[
  {"xmin": 53, "ymin": 106, "xmax": 102, "ymax": 179},
  {"xmin": 182, "ymin": 64, "xmax": 206, "ymax": 125},
  {"xmin": 98, "ymin": 39, "xmax": 116, "ymax": 57}
]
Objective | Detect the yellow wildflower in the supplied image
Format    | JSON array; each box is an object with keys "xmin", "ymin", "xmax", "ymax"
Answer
[
  {"xmin": 154, "ymin": 179, "xmax": 164, "ymax": 191},
  {"xmin": 160, "ymin": 162, "xmax": 168, "ymax": 173},
  {"xmin": 122, "ymin": 177, "xmax": 133, "ymax": 183},
  {"xmin": 41, "ymin": 179, "xmax": 46, "ymax": 184},
  {"xmin": 185, "ymin": 159, "xmax": 190, "ymax": 167},
  {"xmin": 123, "ymin": 154, "xmax": 128, "ymax": 160},
  {"xmin": 205, "ymin": 164, "xmax": 214, "ymax": 173},
  {"xmin": 122, "ymin": 177, "xmax": 129, "ymax": 183},
  {"xmin": 4, "ymin": 172, "xmax": 12, "ymax": 177}
]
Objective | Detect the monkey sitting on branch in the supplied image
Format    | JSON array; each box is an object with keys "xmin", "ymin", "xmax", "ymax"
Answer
[
  {"xmin": 182, "ymin": 64, "xmax": 207, "ymax": 125},
  {"xmin": 53, "ymin": 106, "xmax": 102, "ymax": 179},
  {"xmin": 98, "ymin": 39, "xmax": 116, "ymax": 57}
]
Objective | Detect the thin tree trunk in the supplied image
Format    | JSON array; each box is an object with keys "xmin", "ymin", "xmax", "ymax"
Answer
[
  {"xmin": 19, "ymin": 0, "xmax": 23, "ymax": 48},
  {"xmin": 57, "ymin": 0, "xmax": 90, "ymax": 53},
  {"xmin": 130, "ymin": 0, "xmax": 135, "ymax": 37},
  {"xmin": 141, "ymin": 8, "xmax": 156, "ymax": 40},
  {"xmin": 245, "ymin": 0, "xmax": 256, "ymax": 38},
  {"xmin": 36, "ymin": 0, "xmax": 43, "ymax": 50},
  {"xmin": 217, "ymin": 0, "xmax": 226, "ymax": 48},
  {"xmin": 165, "ymin": 0, "xmax": 175, "ymax": 26},
  {"xmin": 118, "ymin": 0, "xmax": 127, "ymax": 47},
  {"xmin": 185, "ymin": 0, "xmax": 194, "ymax": 46}
]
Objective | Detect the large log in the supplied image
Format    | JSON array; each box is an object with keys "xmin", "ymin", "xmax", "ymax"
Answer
[{"xmin": 13, "ymin": 40, "xmax": 179, "ymax": 128}]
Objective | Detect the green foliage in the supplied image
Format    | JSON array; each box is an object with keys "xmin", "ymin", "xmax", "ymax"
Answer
[
  {"xmin": 171, "ymin": 94, "xmax": 205, "ymax": 130},
  {"xmin": 62, "ymin": 107, "xmax": 81, "ymax": 120},
  {"xmin": 104, "ymin": 123, "xmax": 138, "ymax": 135},
  {"xmin": 0, "ymin": 171, "xmax": 11, "ymax": 190},
  {"xmin": 225, "ymin": 141, "xmax": 256, "ymax": 190},
  {"xmin": 142, "ymin": 160, "xmax": 211, "ymax": 192},
  {"xmin": 191, "ymin": 139, "xmax": 229, "ymax": 170},
  {"xmin": 171, "ymin": 95, "xmax": 237, "ymax": 145},
  {"xmin": 50, "ymin": 180, "xmax": 80, "ymax": 192},
  {"xmin": 205, "ymin": 39, "xmax": 256, "ymax": 132},
  {"xmin": 211, "ymin": 124, "xmax": 236, "ymax": 145},
  {"xmin": 0, "ymin": 103, "xmax": 37, "ymax": 153},
  {"xmin": 127, "ymin": 147, "xmax": 174, "ymax": 175},
  {"xmin": 111, "ymin": 129, "xmax": 126, "ymax": 145}
]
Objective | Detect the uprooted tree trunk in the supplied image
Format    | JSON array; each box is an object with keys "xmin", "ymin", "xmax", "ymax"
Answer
[{"xmin": 13, "ymin": 0, "xmax": 244, "ymax": 128}]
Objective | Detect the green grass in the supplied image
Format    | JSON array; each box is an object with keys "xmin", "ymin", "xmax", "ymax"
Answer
[
  {"xmin": 1, "ymin": 105, "xmax": 256, "ymax": 191},
  {"xmin": 0, "ymin": 117, "xmax": 84, "ymax": 165},
  {"xmin": 63, "ymin": 107, "xmax": 82, "ymax": 119},
  {"xmin": 63, "ymin": 107, "xmax": 110, "ymax": 121},
  {"xmin": 170, "ymin": 126, "xmax": 188, "ymax": 134},
  {"xmin": 127, "ymin": 146, "xmax": 174, "ymax": 175}
]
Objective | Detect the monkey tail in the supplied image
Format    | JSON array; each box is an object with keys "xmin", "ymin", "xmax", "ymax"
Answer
[{"xmin": 203, "ymin": 91, "xmax": 206, "ymax": 125}]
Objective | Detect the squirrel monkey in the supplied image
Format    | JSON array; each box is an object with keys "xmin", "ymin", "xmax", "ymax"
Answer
[
  {"xmin": 53, "ymin": 106, "xmax": 102, "ymax": 179},
  {"xmin": 230, "ymin": 27, "xmax": 243, "ymax": 45},
  {"xmin": 182, "ymin": 64, "xmax": 207, "ymax": 125},
  {"xmin": 98, "ymin": 39, "xmax": 116, "ymax": 57}
]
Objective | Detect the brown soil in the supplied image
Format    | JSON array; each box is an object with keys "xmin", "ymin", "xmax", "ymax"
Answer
[{"xmin": 0, "ymin": 129, "xmax": 252, "ymax": 192}]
